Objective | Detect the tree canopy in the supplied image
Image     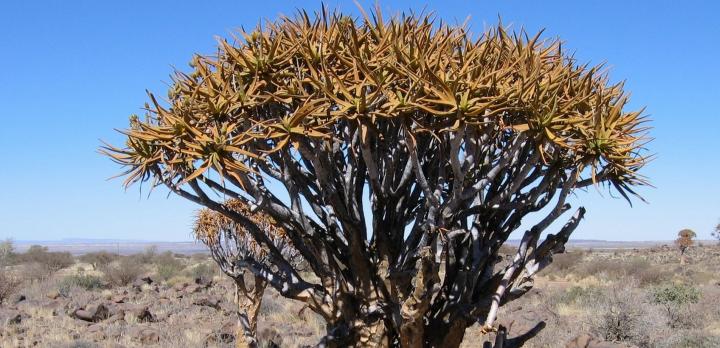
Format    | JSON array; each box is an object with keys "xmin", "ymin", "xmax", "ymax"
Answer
[{"xmin": 104, "ymin": 6, "xmax": 649, "ymax": 347}]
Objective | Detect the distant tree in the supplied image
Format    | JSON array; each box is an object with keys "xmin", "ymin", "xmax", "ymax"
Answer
[
  {"xmin": 0, "ymin": 239, "xmax": 15, "ymax": 266},
  {"xmin": 0, "ymin": 268, "xmax": 21, "ymax": 304},
  {"xmin": 193, "ymin": 199, "xmax": 300, "ymax": 348},
  {"xmin": 19, "ymin": 245, "xmax": 74, "ymax": 273},
  {"xmin": 712, "ymin": 221, "xmax": 720, "ymax": 244},
  {"xmin": 79, "ymin": 251, "xmax": 117, "ymax": 270},
  {"xmin": 102, "ymin": 257, "xmax": 144, "ymax": 286},
  {"xmin": 103, "ymin": 6, "xmax": 650, "ymax": 347},
  {"xmin": 675, "ymin": 229, "xmax": 696, "ymax": 263}
]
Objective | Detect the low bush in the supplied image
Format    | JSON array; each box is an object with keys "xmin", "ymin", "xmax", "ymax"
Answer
[
  {"xmin": 186, "ymin": 261, "xmax": 219, "ymax": 281},
  {"xmin": 547, "ymin": 251, "xmax": 585, "ymax": 274},
  {"xmin": 558, "ymin": 286, "xmax": 603, "ymax": 306},
  {"xmin": 190, "ymin": 253, "xmax": 209, "ymax": 262},
  {"xmin": 79, "ymin": 251, "xmax": 117, "ymax": 270},
  {"xmin": 57, "ymin": 274, "xmax": 104, "ymax": 296},
  {"xmin": 135, "ymin": 245, "xmax": 158, "ymax": 263},
  {"xmin": 102, "ymin": 257, "xmax": 144, "ymax": 286},
  {"xmin": 588, "ymin": 283, "xmax": 660, "ymax": 347},
  {"xmin": 0, "ymin": 239, "xmax": 15, "ymax": 266},
  {"xmin": 153, "ymin": 251, "xmax": 184, "ymax": 281},
  {"xmin": 572, "ymin": 257, "xmax": 670, "ymax": 286},
  {"xmin": 16, "ymin": 245, "xmax": 74, "ymax": 273},
  {"xmin": 0, "ymin": 268, "xmax": 21, "ymax": 304},
  {"xmin": 652, "ymin": 283, "xmax": 701, "ymax": 328},
  {"xmin": 652, "ymin": 283, "xmax": 701, "ymax": 307},
  {"xmin": 657, "ymin": 330, "xmax": 720, "ymax": 348}
]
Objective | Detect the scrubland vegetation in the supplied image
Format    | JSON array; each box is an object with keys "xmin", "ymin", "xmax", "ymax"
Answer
[{"xmin": 1, "ymin": 239, "xmax": 720, "ymax": 347}]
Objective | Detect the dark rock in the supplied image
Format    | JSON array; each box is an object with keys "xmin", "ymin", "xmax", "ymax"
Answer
[
  {"xmin": 73, "ymin": 303, "xmax": 110, "ymax": 322},
  {"xmin": 2, "ymin": 311, "xmax": 23, "ymax": 326},
  {"xmin": 193, "ymin": 296, "xmax": 221, "ymax": 309},
  {"xmin": 106, "ymin": 303, "xmax": 125, "ymax": 317},
  {"xmin": 73, "ymin": 309, "xmax": 95, "ymax": 322},
  {"xmin": 194, "ymin": 277, "xmax": 213, "ymax": 288},
  {"xmin": 86, "ymin": 303, "xmax": 110, "ymax": 321},
  {"xmin": 130, "ymin": 305, "xmax": 155, "ymax": 323},
  {"xmin": 258, "ymin": 328, "xmax": 283, "ymax": 348}
]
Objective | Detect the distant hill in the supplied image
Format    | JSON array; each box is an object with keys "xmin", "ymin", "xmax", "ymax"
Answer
[
  {"xmin": 11, "ymin": 238, "xmax": 714, "ymax": 255},
  {"xmin": 12, "ymin": 239, "xmax": 207, "ymax": 256}
]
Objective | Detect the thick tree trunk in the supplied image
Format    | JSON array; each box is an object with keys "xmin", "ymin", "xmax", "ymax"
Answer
[
  {"xmin": 319, "ymin": 314, "xmax": 394, "ymax": 347},
  {"xmin": 235, "ymin": 273, "xmax": 267, "ymax": 348}
]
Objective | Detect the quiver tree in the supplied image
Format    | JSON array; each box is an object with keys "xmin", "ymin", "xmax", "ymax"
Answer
[
  {"xmin": 194, "ymin": 198, "xmax": 301, "ymax": 348},
  {"xmin": 103, "ymin": 7, "xmax": 650, "ymax": 347},
  {"xmin": 675, "ymin": 229, "xmax": 696, "ymax": 264},
  {"xmin": 712, "ymin": 221, "xmax": 720, "ymax": 244}
]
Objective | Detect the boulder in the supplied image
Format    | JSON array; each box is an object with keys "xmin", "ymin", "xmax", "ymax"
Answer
[
  {"xmin": 193, "ymin": 296, "xmax": 221, "ymax": 310},
  {"xmin": 73, "ymin": 309, "xmax": 95, "ymax": 322},
  {"xmin": 1, "ymin": 310, "xmax": 24, "ymax": 326},
  {"xmin": 73, "ymin": 303, "xmax": 110, "ymax": 322},
  {"xmin": 194, "ymin": 276, "xmax": 213, "ymax": 288},
  {"xmin": 130, "ymin": 305, "xmax": 155, "ymax": 323}
]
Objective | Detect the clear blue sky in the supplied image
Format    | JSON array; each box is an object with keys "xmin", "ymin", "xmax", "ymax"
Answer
[{"xmin": 0, "ymin": 1, "xmax": 718, "ymax": 242}]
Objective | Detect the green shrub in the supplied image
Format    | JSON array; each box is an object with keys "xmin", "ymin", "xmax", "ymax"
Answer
[
  {"xmin": 589, "ymin": 285, "xmax": 658, "ymax": 346},
  {"xmin": 102, "ymin": 257, "xmax": 144, "ymax": 286},
  {"xmin": 135, "ymin": 245, "xmax": 158, "ymax": 263},
  {"xmin": 547, "ymin": 251, "xmax": 585, "ymax": 274},
  {"xmin": 652, "ymin": 284, "xmax": 700, "ymax": 307},
  {"xmin": 572, "ymin": 257, "xmax": 670, "ymax": 286},
  {"xmin": 0, "ymin": 239, "xmax": 15, "ymax": 266},
  {"xmin": 17, "ymin": 245, "xmax": 74, "ymax": 273},
  {"xmin": 652, "ymin": 283, "xmax": 701, "ymax": 329},
  {"xmin": 559, "ymin": 286, "xmax": 603, "ymax": 305},
  {"xmin": 186, "ymin": 262, "xmax": 218, "ymax": 281},
  {"xmin": 154, "ymin": 251, "xmax": 183, "ymax": 281},
  {"xmin": 79, "ymin": 251, "xmax": 117, "ymax": 270},
  {"xmin": 0, "ymin": 269, "xmax": 21, "ymax": 304},
  {"xmin": 58, "ymin": 274, "xmax": 104, "ymax": 296}
]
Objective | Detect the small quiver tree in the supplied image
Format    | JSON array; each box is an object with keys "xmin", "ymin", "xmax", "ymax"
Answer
[
  {"xmin": 194, "ymin": 199, "xmax": 301, "ymax": 348},
  {"xmin": 675, "ymin": 229, "xmax": 696, "ymax": 264},
  {"xmin": 104, "ymin": 6, "xmax": 650, "ymax": 347}
]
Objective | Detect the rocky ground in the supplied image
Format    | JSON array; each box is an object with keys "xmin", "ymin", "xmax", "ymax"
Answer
[
  {"xmin": 1, "ymin": 245, "xmax": 720, "ymax": 347},
  {"xmin": 0, "ymin": 274, "xmax": 323, "ymax": 347}
]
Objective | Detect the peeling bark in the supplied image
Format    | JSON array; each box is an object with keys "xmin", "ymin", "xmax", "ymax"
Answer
[{"xmin": 235, "ymin": 273, "xmax": 266, "ymax": 348}]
